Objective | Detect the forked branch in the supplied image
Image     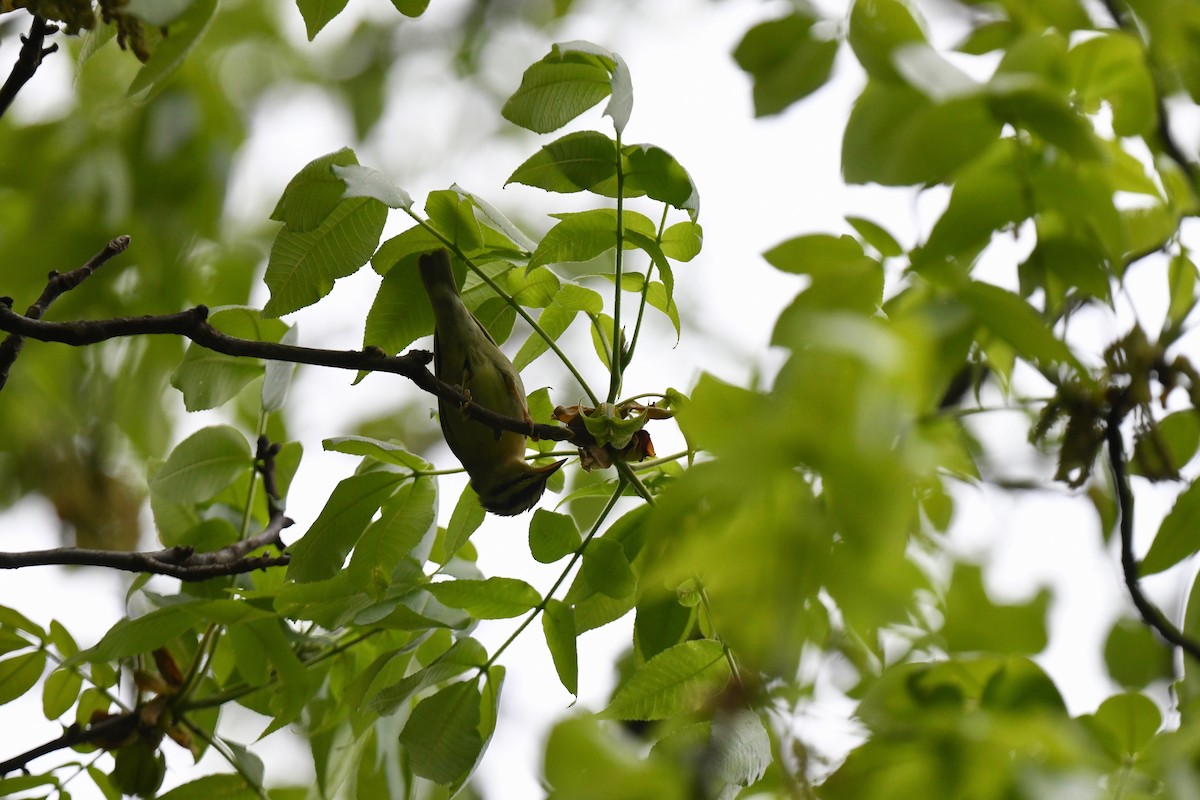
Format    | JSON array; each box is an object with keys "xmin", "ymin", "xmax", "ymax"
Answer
[{"xmin": 0, "ymin": 14, "xmax": 58, "ymax": 119}]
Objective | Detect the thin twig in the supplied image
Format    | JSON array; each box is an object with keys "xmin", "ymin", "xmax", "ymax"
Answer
[
  {"xmin": 0, "ymin": 14, "xmax": 58, "ymax": 119},
  {"xmin": 1106, "ymin": 402, "xmax": 1200, "ymax": 662},
  {"xmin": 0, "ymin": 235, "xmax": 130, "ymax": 390}
]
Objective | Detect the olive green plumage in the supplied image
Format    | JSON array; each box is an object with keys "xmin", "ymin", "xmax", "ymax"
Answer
[{"xmin": 418, "ymin": 249, "xmax": 563, "ymax": 515}]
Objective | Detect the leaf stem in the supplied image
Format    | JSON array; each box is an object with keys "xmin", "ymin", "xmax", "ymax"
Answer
[
  {"xmin": 624, "ymin": 204, "xmax": 668, "ymax": 369},
  {"xmin": 179, "ymin": 717, "xmax": 270, "ymax": 800},
  {"xmin": 697, "ymin": 583, "xmax": 744, "ymax": 690},
  {"xmin": 615, "ymin": 461, "xmax": 654, "ymax": 505},
  {"xmin": 408, "ymin": 211, "xmax": 600, "ymax": 405},
  {"xmin": 481, "ymin": 479, "xmax": 627, "ymax": 671},
  {"xmin": 182, "ymin": 628, "xmax": 384, "ymax": 712},
  {"xmin": 630, "ymin": 449, "xmax": 692, "ymax": 470},
  {"xmin": 608, "ymin": 129, "xmax": 626, "ymax": 404},
  {"xmin": 236, "ymin": 410, "xmax": 268, "ymax": 539}
]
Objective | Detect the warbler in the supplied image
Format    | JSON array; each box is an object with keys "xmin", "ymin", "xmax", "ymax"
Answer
[{"xmin": 418, "ymin": 249, "xmax": 564, "ymax": 515}]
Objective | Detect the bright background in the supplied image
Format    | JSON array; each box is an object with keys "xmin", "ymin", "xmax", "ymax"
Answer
[{"xmin": 1, "ymin": 0, "xmax": 1189, "ymax": 796}]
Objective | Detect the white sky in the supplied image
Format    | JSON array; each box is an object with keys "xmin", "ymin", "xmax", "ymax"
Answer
[{"xmin": 3, "ymin": 0, "xmax": 1197, "ymax": 798}]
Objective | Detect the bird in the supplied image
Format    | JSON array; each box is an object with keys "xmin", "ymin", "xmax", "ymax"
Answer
[{"xmin": 418, "ymin": 248, "xmax": 564, "ymax": 515}]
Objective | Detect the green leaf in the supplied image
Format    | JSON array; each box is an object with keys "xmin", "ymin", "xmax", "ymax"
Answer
[
  {"xmin": 88, "ymin": 763, "xmax": 121, "ymax": 800},
  {"xmin": 72, "ymin": 600, "xmax": 270, "ymax": 665},
  {"xmin": 1132, "ymin": 410, "xmax": 1200, "ymax": 480},
  {"xmin": 1167, "ymin": 254, "xmax": 1198, "ymax": 332},
  {"xmin": 445, "ymin": 484, "xmax": 486, "ymax": 559},
  {"xmin": 1141, "ymin": 479, "xmax": 1200, "ymax": 576},
  {"xmin": 149, "ymin": 425, "xmax": 250, "ymax": 504},
  {"xmin": 846, "ymin": 216, "xmax": 903, "ymax": 257},
  {"xmin": 635, "ymin": 595, "xmax": 693, "ymax": 661},
  {"xmin": 263, "ymin": 196, "xmax": 387, "ymax": 317},
  {"xmin": 295, "ymin": 0, "xmax": 349, "ymax": 40},
  {"xmin": 622, "ymin": 144, "xmax": 700, "ymax": 219},
  {"xmin": 590, "ymin": 311, "xmax": 615, "ymax": 369},
  {"xmin": 733, "ymin": 11, "xmax": 839, "ymax": 116},
  {"xmin": 710, "ymin": 711, "xmax": 772, "ymax": 789},
  {"xmin": 42, "ymin": 667, "xmax": 83, "ymax": 719},
  {"xmin": 528, "ymin": 208, "xmax": 654, "ymax": 270},
  {"xmin": 332, "ymin": 164, "xmax": 413, "ymax": 209},
  {"xmin": 939, "ymin": 563, "xmax": 1049, "ymax": 654},
  {"xmin": 843, "ymin": 81, "xmax": 1001, "ymax": 186},
  {"xmin": 1019, "ymin": 236, "xmax": 1111, "ymax": 308},
  {"xmin": 391, "ymin": 0, "xmax": 429, "ymax": 16},
  {"xmin": 986, "ymin": 75, "xmax": 1103, "ymax": 160},
  {"xmin": 502, "ymin": 41, "xmax": 631, "ymax": 134},
  {"xmin": 127, "ymin": 0, "xmax": 217, "ymax": 97},
  {"xmin": 660, "ymin": 221, "xmax": 703, "ymax": 262},
  {"xmin": 399, "ymin": 681, "xmax": 484, "ymax": 785},
  {"xmin": 1087, "ymin": 692, "xmax": 1162, "ymax": 758},
  {"xmin": 848, "ymin": 0, "xmax": 928, "ymax": 83},
  {"xmin": 348, "ymin": 478, "xmax": 437, "ymax": 578},
  {"xmin": 978, "ymin": 655, "xmax": 1066, "ymax": 712},
  {"xmin": 0, "ymin": 631, "xmax": 29, "ymax": 658},
  {"xmin": 425, "ymin": 189, "xmax": 483, "ymax": 253},
  {"xmin": 124, "ymin": 0, "xmax": 194, "ymax": 27},
  {"xmin": 363, "ymin": 255, "xmax": 435, "ymax": 355},
  {"xmin": 554, "ymin": 282, "xmax": 606, "ymax": 313},
  {"xmin": 157, "ymin": 774, "xmax": 256, "ymax": 800},
  {"xmin": 958, "ymin": 282, "xmax": 1082, "ymax": 374},
  {"xmin": 244, "ymin": 618, "xmax": 312, "ymax": 736},
  {"xmin": 171, "ymin": 307, "xmax": 289, "ymax": 411},
  {"xmin": 544, "ymin": 716, "xmax": 687, "ymax": 798},
  {"xmin": 582, "ymin": 537, "xmax": 636, "ymax": 599},
  {"xmin": 915, "ymin": 141, "xmax": 1025, "ymax": 268},
  {"xmin": 455, "ymin": 184, "xmax": 538, "ymax": 253},
  {"xmin": 508, "ymin": 130, "xmax": 617, "ymax": 194},
  {"xmin": 0, "ymin": 606, "xmax": 44, "ymax": 639},
  {"xmin": 542, "ymin": 600, "xmax": 578, "ymax": 695},
  {"xmin": 464, "ymin": 666, "xmax": 505, "ymax": 791},
  {"xmin": 287, "ymin": 471, "xmax": 406, "ymax": 582},
  {"xmin": 1069, "ymin": 31, "xmax": 1156, "ymax": 137},
  {"xmin": 262, "ymin": 324, "xmax": 300, "ymax": 412},
  {"xmin": 956, "ymin": 19, "xmax": 1019, "ymax": 55},
  {"xmin": 427, "ymin": 577, "xmax": 541, "ymax": 619},
  {"xmin": 367, "ymin": 637, "xmax": 485, "ymax": 715},
  {"xmin": 0, "ymin": 651, "xmax": 45, "ymax": 706},
  {"xmin": 271, "ymin": 148, "xmax": 360, "ymax": 231},
  {"xmin": 529, "ymin": 509, "xmax": 582, "ymax": 563},
  {"xmin": 48, "ymin": 621, "xmax": 78, "ymax": 659},
  {"xmin": 764, "ymin": 234, "xmax": 883, "ymax": 314},
  {"xmin": 112, "ymin": 740, "xmax": 166, "ymax": 797},
  {"xmin": 1104, "ymin": 618, "xmax": 1173, "ymax": 688},
  {"xmin": 512, "ymin": 267, "xmax": 562, "ymax": 308},
  {"xmin": 600, "ymin": 639, "xmax": 728, "ymax": 721},
  {"xmin": 513, "ymin": 283, "xmax": 604, "ymax": 370},
  {"xmin": 370, "ymin": 224, "xmax": 445, "ymax": 276}
]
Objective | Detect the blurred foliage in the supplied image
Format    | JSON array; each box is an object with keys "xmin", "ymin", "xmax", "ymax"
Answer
[{"xmin": 4, "ymin": 0, "xmax": 1200, "ymax": 798}]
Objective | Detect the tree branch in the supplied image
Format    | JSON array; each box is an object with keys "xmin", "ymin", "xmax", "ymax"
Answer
[
  {"xmin": 0, "ymin": 300, "xmax": 576, "ymax": 443},
  {"xmin": 0, "ymin": 234, "xmax": 130, "ymax": 390},
  {"xmin": 0, "ymin": 532, "xmax": 290, "ymax": 581},
  {"xmin": 0, "ymin": 434, "xmax": 297, "ymax": 580},
  {"xmin": 0, "ymin": 712, "xmax": 137, "ymax": 776},
  {"xmin": 1105, "ymin": 402, "xmax": 1200, "ymax": 663},
  {"xmin": 0, "ymin": 14, "xmax": 58, "ymax": 120}
]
